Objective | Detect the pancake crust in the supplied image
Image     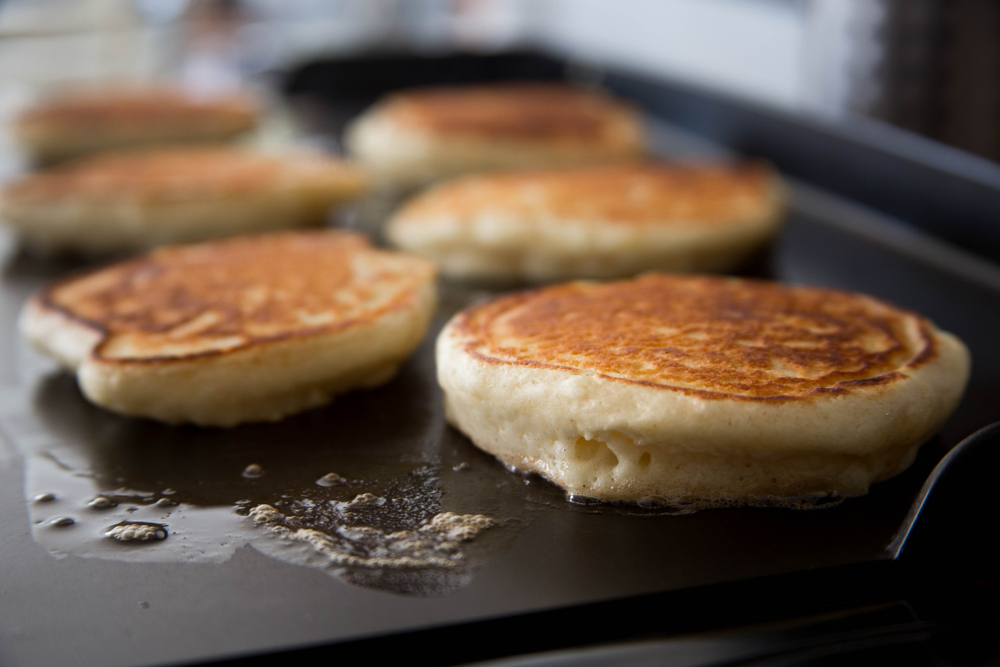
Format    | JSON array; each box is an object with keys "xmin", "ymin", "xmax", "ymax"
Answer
[
  {"xmin": 21, "ymin": 231, "xmax": 436, "ymax": 426},
  {"xmin": 386, "ymin": 162, "xmax": 783, "ymax": 281},
  {"xmin": 0, "ymin": 146, "xmax": 370, "ymax": 254},
  {"xmin": 458, "ymin": 275, "xmax": 927, "ymax": 399},
  {"xmin": 438, "ymin": 275, "xmax": 970, "ymax": 507},
  {"xmin": 345, "ymin": 83, "xmax": 643, "ymax": 187}
]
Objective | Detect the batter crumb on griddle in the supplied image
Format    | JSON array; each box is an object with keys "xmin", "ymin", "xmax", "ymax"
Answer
[{"xmin": 249, "ymin": 504, "xmax": 496, "ymax": 570}]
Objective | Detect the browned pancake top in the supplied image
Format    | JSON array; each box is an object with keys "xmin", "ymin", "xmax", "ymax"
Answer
[
  {"xmin": 17, "ymin": 88, "xmax": 257, "ymax": 134},
  {"xmin": 398, "ymin": 162, "xmax": 777, "ymax": 225},
  {"xmin": 455, "ymin": 274, "xmax": 936, "ymax": 400},
  {"xmin": 3, "ymin": 147, "xmax": 365, "ymax": 204},
  {"xmin": 42, "ymin": 231, "xmax": 433, "ymax": 362},
  {"xmin": 384, "ymin": 83, "xmax": 639, "ymax": 143}
]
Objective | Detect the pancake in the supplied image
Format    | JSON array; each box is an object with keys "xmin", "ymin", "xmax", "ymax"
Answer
[
  {"xmin": 437, "ymin": 274, "xmax": 970, "ymax": 508},
  {"xmin": 386, "ymin": 162, "xmax": 784, "ymax": 281},
  {"xmin": 20, "ymin": 231, "xmax": 437, "ymax": 426},
  {"xmin": 14, "ymin": 86, "xmax": 258, "ymax": 162},
  {"xmin": 345, "ymin": 83, "xmax": 643, "ymax": 187},
  {"xmin": 0, "ymin": 146, "xmax": 370, "ymax": 255}
]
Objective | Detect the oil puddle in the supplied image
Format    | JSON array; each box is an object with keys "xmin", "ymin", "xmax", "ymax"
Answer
[{"xmin": 0, "ymin": 355, "xmax": 523, "ymax": 597}]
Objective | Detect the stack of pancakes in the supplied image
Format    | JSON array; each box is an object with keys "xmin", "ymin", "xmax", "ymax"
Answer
[{"xmin": 9, "ymin": 78, "xmax": 970, "ymax": 512}]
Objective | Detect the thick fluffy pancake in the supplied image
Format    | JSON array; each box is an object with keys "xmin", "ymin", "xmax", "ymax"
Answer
[
  {"xmin": 0, "ymin": 146, "xmax": 369, "ymax": 254},
  {"xmin": 345, "ymin": 83, "xmax": 643, "ymax": 187},
  {"xmin": 387, "ymin": 162, "xmax": 784, "ymax": 281},
  {"xmin": 20, "ymin": 231, "xmax": 436, "ymax": 426},
  {"xmin": 437, "ymin": 274, "xmax": 970, "ymax": 508},
  {"xmin": 14, "ymin": 87, "xmax": 258, "ymax": 162}
]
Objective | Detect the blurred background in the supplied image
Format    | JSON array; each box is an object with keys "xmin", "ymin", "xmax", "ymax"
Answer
[{"xmin": 1, "ymin": 0, "xmax": 998, "ymax": 161}]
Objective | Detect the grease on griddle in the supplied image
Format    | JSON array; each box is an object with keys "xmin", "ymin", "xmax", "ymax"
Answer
[
  {"xmin": 250, "ymin": 504, "xmax": 495, "ymax": 570},
  {"xmin": 242, "ymin": 464, "xmax": 265, "ymax": 479},
  {"xmin": 242, "ymin": 464, "xmax": 499, "ymax": 595},
  {"xmin": 636, "ymin": 495, "xmax": 670, "ymax": 509},
  {"xmin": 8, "ymin": 360, "xmax": 518, "ymax": 596},
  {"xmin": 87, "ymin": 496, "xmax": 116, "ymax": 509},
  {"xmin": 340, "ymin": 492, "xmax": 385, "ymax": 508},
  {"xmin": 105, "ymin": 521, "xmax": 168, "ymax": 542},
  {"xmin": 316, "ymin": 472, "xmax": 346, "ymax": 487}
]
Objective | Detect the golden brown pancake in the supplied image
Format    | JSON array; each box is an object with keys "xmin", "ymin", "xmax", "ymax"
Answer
[
  {"xmin": 458, "ymin": 275, "xmax": 929, "ymax": 399},
  {"xmin": 437, "ymin": 274, "xmax": 970, "ymax": 507},
  {"xmin": 14, "ymin": 86, "xmax": 258, "ymax": 162},
  {"xmin": 42, "ymin": 232, "xmax": 384, "ymax": 359},
  {"xmin": 386, "ymin": 162, "xmax": 784, "ymax": 281},
  {"xmin": 21, "ymin": 231, "xmax": 437, "ymax": 426},
  {"xmin": 0, "ymin": 146, "xmax": 370, "ymax": 254},
  {"xmin": 344, "ymin": 83, "xmax": 643, "ymax": 187}
]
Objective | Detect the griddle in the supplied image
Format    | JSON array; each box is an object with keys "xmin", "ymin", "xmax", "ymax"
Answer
[{"xmin": 0, "ymin": 52, "xmax": 998, "ymax": 667}]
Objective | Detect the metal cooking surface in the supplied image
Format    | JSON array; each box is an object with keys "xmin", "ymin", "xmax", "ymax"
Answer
[{"xmin": 1, "ymin": 64, "xmax": 999, "ymax": 667}]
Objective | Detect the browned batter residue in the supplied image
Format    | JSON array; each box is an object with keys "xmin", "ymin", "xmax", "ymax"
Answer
[
  {"xmin": 398, "ymin": 162, "xmax": 775, "ymax": 226},
  {"xmin": 386, "ymin": 83, "xmax": 637, "ymax": 142},
  {"xmin": 42, "ymin": 231, "xmax": 430, "ymax": 363},
  {"xmin": 456, "ymin": 274, "xmax": 936, "ymax": 400}
]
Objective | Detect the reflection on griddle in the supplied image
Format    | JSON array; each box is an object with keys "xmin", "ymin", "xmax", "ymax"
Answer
[
  {"xmin": 3, "ymin": 351, "xmax": 525, "ymax": 597},
  {"xmin": 32, "ymin": 358, "xmax": 440, "ymax": 506}
]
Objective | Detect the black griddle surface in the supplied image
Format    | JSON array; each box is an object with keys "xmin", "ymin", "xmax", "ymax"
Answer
[{"xmin": 1, "ymin": 55, "xmax": 999, "ymax": 667}]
